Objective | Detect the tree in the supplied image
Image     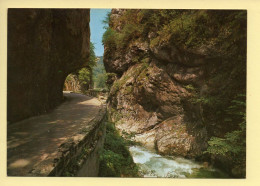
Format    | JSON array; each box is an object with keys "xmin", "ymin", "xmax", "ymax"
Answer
[{"xmin": 93, "ymin": 56, "xmax": 107, "ymax": 89}]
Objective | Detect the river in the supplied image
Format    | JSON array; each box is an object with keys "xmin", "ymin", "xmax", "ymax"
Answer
[{"xmin": 129, "ymin": 145, "xmax": 229, "ymax": 178}]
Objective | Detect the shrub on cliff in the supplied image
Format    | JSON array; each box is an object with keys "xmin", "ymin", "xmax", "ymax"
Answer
[
  {"xmin": 99, "ymin": 122, "xmax": 139, "ymax": 177},
  {"xmin": 205, "ymin": 94, "xmax": 246, "ymax": 177},
  {"xmin": 102, "ymin": 27, "xmax": 116, "ymax": 49}
]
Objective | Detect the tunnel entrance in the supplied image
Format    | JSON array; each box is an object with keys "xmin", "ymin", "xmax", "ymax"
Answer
[
  {"xmin": 63, "ymin": 56, "xmax": 108, "ymax": 94},
  {"xmin": 63, "ymin": 67, "xmax": 93, "ymax": 94}
]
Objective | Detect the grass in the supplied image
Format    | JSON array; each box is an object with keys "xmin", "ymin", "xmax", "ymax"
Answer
[{"xmin": 98, "ymin": 122, "xmax": 139, "ymax": 177}]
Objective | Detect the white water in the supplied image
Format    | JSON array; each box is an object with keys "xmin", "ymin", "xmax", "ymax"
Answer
[{"xmin": 129, "ymin": 146, "xmax": 204, "ymax": 178}]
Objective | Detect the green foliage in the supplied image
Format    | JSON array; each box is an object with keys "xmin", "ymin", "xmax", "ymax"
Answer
[
  {"xmin": 102, "ymin": 12, "xmax": 111, "ymax": 28},
  {"xmin": 116, "ymin": 24, "xmax": 142, "ymax": 49},
  {"xmin": 141, "ymin": 57, "xmax": 149, "ymax": 64},
  {"xmin": 78, "ymin": 68, "xmax": 91, "ymax": 85},
  {"xmin": 109, "ymin": 107, "xmax": 123, "ymax": 123},
  {"xmin": 64, "ymin": 67, "xmax": 92, "ymax": 93},
  {"xmin": 99, "ymin": 122, "xmax": 139, "ymax": 177},
  {"xmin": 137, "ymin": 68, "xmax": 148, "ymax": 82},
  {"xmin": 65, "ymin": 74, "xmax": 73, "ymax": 81},
  {"xmin": 141, "ymin": 10, "xmax": 247, "ymax": 53},
  {"xmin": 192, "ymin": 96, "xmax": 217, "ymax": 106},
  {"xmin": 104, "ymin": 9, "xmax": 246, "ymax": 60},
  {"xmin": 106, "ymin": 72, "xmax": 117, "ymax": 80},
  {"xmin": 184, "ymin": 84, "xmax": 196, "ymax": 92},
  {"xmin": 110, "ymin": 80, "xmax": 120, "ymax": 95},
  {"xmin": 102, "ymin": 24, "xmax": 141, "ymax": 50},
  {"xmin": 102, "ymin": 10, "xmax": 143, "ymax": 50},
  {"xmin": 206, "ymin": 96, "xmax": 246, "ymax": 155},
  {"xmin": 205, "ymin": 94, "xmax": 246, "ymax": 176},
  {"xmin": 150, "ymin": 37, "xmax": 160, "ymax": 48},
  {"xmin": 184, "ymin": 84, "xmax": 218, "ymax": 107},
  {"xmin": 95, "ymin": 73, "xmax": 107, "ymax": 88},
  {"xmin": 110, "ymin": 74, "xmax": 130, "ymax": 95},
  {"xmin": 102, "ymin": 27, "xmax": 116, "ymax": 48},
  {"xmin": 93, "ymin": 56, "xmax": 107, "ymax": 89},
  {"xmin": 124, "ymin": 86, "xmax": 133, "ymax": 94},
  {"xmin": 88, "ymin": 42, "xmax": 97, "ymax": 68}
]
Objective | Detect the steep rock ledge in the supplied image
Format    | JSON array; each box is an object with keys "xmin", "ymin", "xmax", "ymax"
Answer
[
  {"xmin": 103, "ymin": 8, "xmax": 246, "ymax": 169},
  {"xmin": 8, "ymin": 9, "xmax": 90, "ymax": 123}
]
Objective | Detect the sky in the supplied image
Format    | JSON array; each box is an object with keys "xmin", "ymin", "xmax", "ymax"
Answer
[{"xmin": 90, "ymin": 9, "xmax": 111, "ymax": 57}]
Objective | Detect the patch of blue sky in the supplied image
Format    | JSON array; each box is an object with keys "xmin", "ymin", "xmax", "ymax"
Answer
[{"xmin": 90, "ymin": 9, "xmax": 111, "ymax": 57}]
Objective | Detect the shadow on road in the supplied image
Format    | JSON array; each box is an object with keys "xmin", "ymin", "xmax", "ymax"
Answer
[{"xmin": 7, "ymin": 92, "xmax": 102, "ymax": 176}]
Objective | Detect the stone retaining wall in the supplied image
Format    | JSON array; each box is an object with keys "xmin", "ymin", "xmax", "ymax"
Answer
[{"xmin": 29, "ymin": 105, "xmax": 107, "ymax": 176}]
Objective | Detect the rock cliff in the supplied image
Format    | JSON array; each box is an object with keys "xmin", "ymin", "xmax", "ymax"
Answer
[
  {"xmin": 8, "ymin": 9, "xmax": 90, "ymax": 123},
  {"xmin": 103, "ymin": 9, "xmax": 246, "ymax": 175}
]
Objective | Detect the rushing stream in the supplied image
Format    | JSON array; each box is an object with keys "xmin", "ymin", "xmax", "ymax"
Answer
[{"xmin": 129, "ymin": 145, "xmax": 228, "ymax": 178}]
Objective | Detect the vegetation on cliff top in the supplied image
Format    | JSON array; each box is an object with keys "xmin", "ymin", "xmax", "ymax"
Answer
[{"xmin": 103, "ymin": 10, "xmax": 246, "ymax": 54}]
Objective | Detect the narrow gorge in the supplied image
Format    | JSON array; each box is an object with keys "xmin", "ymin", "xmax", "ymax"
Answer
[{"xmin": 7, "ymin": 8, "xmax": 246, "ymax": 178}]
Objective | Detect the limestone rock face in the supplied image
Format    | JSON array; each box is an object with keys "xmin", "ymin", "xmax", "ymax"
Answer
[
  {"xmin": 103, "ymin": 10, "xmax": 209, "ymax": 158},
  {"xmin": 107, "ymin": 61, "xmax": 207, "ymax": 157},
  {"xmin": 8, "ymin": 9, "xmax": 90, "ymax": 123},
  {"xmin": 104, "ymin": 9, "xmax": 246, "ymax": 159}
]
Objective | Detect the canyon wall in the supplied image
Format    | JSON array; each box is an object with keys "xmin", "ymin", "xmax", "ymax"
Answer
[
  {"xmin": 103, "ymin": 9, "xmax": 246, "ymax": 176},
  {"xmin": 8, "ymin": 9, "xmax": 90, "ymax": 123}
]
